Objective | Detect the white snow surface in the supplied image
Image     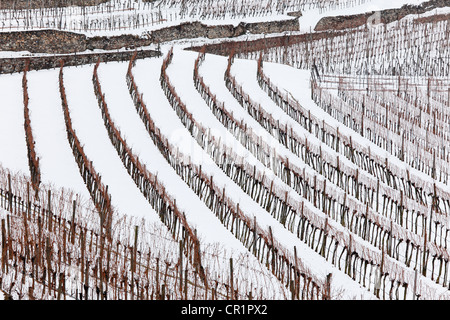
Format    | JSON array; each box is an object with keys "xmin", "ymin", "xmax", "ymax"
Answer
[
  {"xmin": 0, "ymin": 0, "xmax": 447, "ymax": 300},
  {"xmin": 62, "ymin": 63, "xmax": 163, "ymax": 223},
  {"xmin": 145, "ymin": 49, "xmax": 374, "ymax": 299},
  {"xmin": 298, "ymin": 0, "xmax": 435, "ymax": 32},
  {"xmin": 96, "ymin": 58, "xmax": 291, "ymax": 297},
  {"xmin": 27, "ymin": 68, "xmax": 90, "ymax": 199},
  {"xmin": 96, "ymin": 59, "xmax": 254, "ymax": 254},
  {"xmin": 0, "ymin": 73, "xmax": 29, "ymax": 174}
]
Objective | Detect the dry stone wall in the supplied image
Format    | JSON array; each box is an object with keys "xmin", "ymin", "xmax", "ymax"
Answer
[
  {"xmin": 0, "ymin": 0, "xmax": 108, "ymax": 9},
  {"xmin": 0, "ymin": 49, "xmax": 160, "ymax": 74},
  {"xmin": 0, "ymin": 30, "xmax": 87, "ymax": 53},
  {"xmin": 0, "ymin": 30, "xmax": 152, "ymax": 54},
  {"xmin": 148, "ymin": 19, "xmax": 300, "ymax": 43},
  {"xmin": 0, "ymin": 18, "xmax": 299, "ymax": 54}
]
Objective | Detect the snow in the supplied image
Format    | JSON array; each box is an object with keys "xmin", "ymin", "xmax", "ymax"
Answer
[
  {"xmin": 96, "ymin": 59, "xmax": 252, "ymax": 252},
  {"xmin": 62, "ymin": 63, "xmax": 163, "ymax": 222},
  {"xmin": 0, "ymin": 72, "xmax": 28, "ymax": 174},
  {"xmin": 223, "ymin": 53, "xmax": 450, "ymax": 299},
  {"xmin": 26, "ymin": 68, "xmax": 90, "ymax": 199},
  {"xmin": 298, "ymin": 0, "xmax": 433, "ymax": 32},
  {"xmin": 0, "ymin": 0, "xmax": 448, "ymax": 300},
  {"xmin": 136, "ymin": 48, "xmax": 376, "ymax": 299},
  {"xmin": 0, "ymin": 0, "xmax": 432, "ymax": 37},
  {"xmin": 260, "ymin": 59, "xmax": 450, "ymax": 194},
  {"xmin": 0, "ymin": 0, "xmax": 296, "ymax": 36},
  {"xmin": 96, "ymin": 58, "xmax": 290, "ymax": 297}
]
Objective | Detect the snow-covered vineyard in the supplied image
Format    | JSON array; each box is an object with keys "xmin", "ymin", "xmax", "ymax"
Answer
[{"xmin": 0, "ymin": 0, "xmax": 449, "ymax": 300}]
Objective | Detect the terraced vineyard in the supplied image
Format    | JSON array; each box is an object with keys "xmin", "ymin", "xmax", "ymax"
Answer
[{"xmin": 0, "ymin": 0, "xmax": 449, "ymax": 301}]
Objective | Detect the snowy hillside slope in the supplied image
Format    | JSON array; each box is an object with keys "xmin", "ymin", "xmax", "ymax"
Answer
[
  {"xmin": 0, "ymin": 73, "xmax": 29, "ymax": 173},
  {"xmin": 0, "ymin": 0, "xmax": 449, "ymax": 301},
  {"xmin": 0, "ymin": 0, "xmax": 432, "ymax": 36},
  {"xmin": 26, "ymin": 69, "xmax": 90, "ymax": 199}
]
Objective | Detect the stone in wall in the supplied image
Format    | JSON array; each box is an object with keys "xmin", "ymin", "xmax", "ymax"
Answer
[
  {"xmin": 244, "ymin": 19, "xmax": 299, "ymax": 35},
  {"xmin": 287, "ymin": 11, "xmax": 303, "ymax": 18},
  {"xmin": 149, "ymin": 22, "xmax": 231, "ymax": 43},
  {"xmin": 0, "ymin": 30, "xmax": 87, "ymax": 54},
  {"xmin": 87, "ymin": 35, "xmax": 151, "ymax": 51},
  {"xmin": 148, "ymin": 18, "xmax": 299, "ymax": 43}
]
